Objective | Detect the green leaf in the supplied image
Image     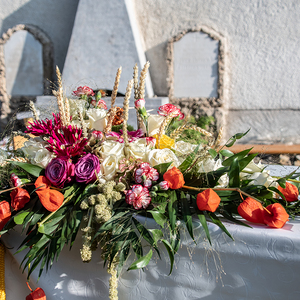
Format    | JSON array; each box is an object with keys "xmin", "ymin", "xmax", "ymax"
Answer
[
  {"xmin": 221, "ymin": 210, "xmax": 252, "ymax": 228},
  {"xmin": 277, "ymin": 178, "xmax": 286, "ymax": 189},
  {"xmin": 9, "ymin": 161, "xmax": 43, "ymax": 177},
  {"xmin": 117, "ymin": 243, "xmax": 131, "ymax": 276},
  {"xmin": 238, "ymin": 153, "xmax": 258, "ymax": 171},
  {"xmin": 132, "ymin": 218, "xmax": 156, "ymax": 248},
  {"xmin": 178, "ymin": 144, "xmax": 200, "ymax": 173},
  {"xmin": 161, "ymin": 239, "xmax": 174, "ymax": 275},
  {"xmin": 219, "ymin": 150, "xmax": 234, "ymax": 157},
  {"xmin": 225, "ymin": 129, "xmax": 250, "ymax": 147},
  {"xmin": 149, "ymin": 229, "xmax": 163, "ymax": 245},
  {"xmin": 149, "ymin": 211, "xmax": 167, "ymax": 228},
  {"xmin": 128, "ymin": 249, "xmax": 153, "ymax": 271},
  {"xmin": 153, "ymin": 162, "xmax": 172, "ymax": 174},
  {"xmin": 168, "ymin": 191, "xmax": 177, "ymax": 231},
  {"xmin": 208, "ymin": 149, "xmax": 218, "ymax": 159},
  {"xmin": 222, "ymin": 148, "xmax": 252, "ymax": 167},
  {"xmin": 228, "ymin": 157, "xmax": 240, "ymax": 188},
  {"xmin": 14, "ymin": 211, "xmax": 30, "ymax": 225},
  {"xmin": 197, "ymin": 213, "xmax": 211, "ymax": 245},
  {"xmin": 180, "ymin": 192, "xmax": 194, "ymax": 242},
  {"xmin": 207, "ymin": 211, "xmax": 233, "ymax": 240}
]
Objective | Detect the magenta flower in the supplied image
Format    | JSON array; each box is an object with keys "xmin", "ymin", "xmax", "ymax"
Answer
[
  {"xmin": 91, "ymin": 130, "xmax": 104, "ymax": 141},
  {"xmin": 46, "ymin": 125, "xmax": 88, "ymax": 159},
  {"xmin": 45, "ymin": 158, "xmax": 74, "ymax": 188},
  {"xmin": 159, "ymin": 181, "xmax": 170, "ymax": 191},
  {"xmin": 74, "ymin": 153, "xmax": 100, "ymax": 183},
  {"xmin": 106, "ymin": 129, "xmax": 144, "ymax": 143},
  {"xmin": 134, "ymin": 162, "xmax": 159, "ymax": 188},
  {"xmin": 126, "ymin": 185, "xmax": 152, "ymax": 210},
  {"xmin": 72, "ymin": 86, "xmax": 95, "ymax": 97},
  {"xmin": 26, "ymin": 113, "xmax": 62, "ymax": 136},
  {"xmin": 158, "ymin": 104, "xmax": 184, "ymax": 120},
  {"xmin": 10, "ymin": 173, "xmax": 22, "ymax": 187}
]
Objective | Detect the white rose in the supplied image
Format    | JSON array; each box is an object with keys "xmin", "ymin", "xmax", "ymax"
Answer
[
  {"xmin": 100, "ymin": 154, "xmax": 118, "ymax": 181},
  {"xmin": 173, "ymin": 141, "xmax": 198, "ymax": 156},
  {"xmin": 87, "ymin": 108, "xmax": 107, "ymax": 131},
  {"xmin": 141, "ymin": 115, "xmax": 165, "ymax": 136},
  {"xmin": 128, "ymin": 138, "xmax": 149, "ymax": 161},
  {"xmin": 147, "ymin": 148, "xmax": 180, "ymax": 167},
  {"xmin": 214, "ymin": 159, "xmax": 229, "ymax": 188},
  {"xmin": 22, "ymin": 138, "xmax": 53, "ymax": 168},
  {"xmin": 198, "ymin": 158, "xmax": 216, "ymax": 173},
  {"xmin": 248, "ymin": 172, "xmax": 277, "ymax": 188},
  {"xmin": 100, "ymin": 140, "xmax": 124, "ymax": 160},
  {"xmin": 32, "ymin": 149, "xmax": 54, "ymax": 168}
]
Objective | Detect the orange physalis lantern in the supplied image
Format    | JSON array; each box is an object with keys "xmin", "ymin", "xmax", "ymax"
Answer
[
  {"xmin": 278, "ymin": 182, "xmax": 299, "ymax": 202},
  {"xmin": 163, "ymin": 167, "xmax": 185, "ymax": 189},
  {"xmin": 0, "ymin": 201, "xmax": 11, "ymax": 231},
  {"xmin": 196, "ymin": 189, "xmax": 221, "ymax": 212},
  {"xmin": 237, "ymin": 197, "xmax": 265, "ymax": 224},
  {"xmin": 26, "ymin": 282, "xmax": 46, "ymax": 300},
  {"xmin": 10, "ymin": 187, "xmax": 30, "ymax": 211},
  {"xmin": 263, "ymin": 203, "xmax": 289, "ymax": 228}
]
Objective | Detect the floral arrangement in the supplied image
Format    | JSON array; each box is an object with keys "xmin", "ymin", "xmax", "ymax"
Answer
[{"xmin": 0, "ymin": 62, "xmax": 300, "ymax": 300}]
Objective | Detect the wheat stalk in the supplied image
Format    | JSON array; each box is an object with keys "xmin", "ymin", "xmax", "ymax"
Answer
[
  {"xmin": 133, "ymin": 63, "xmax": 139, "ymax": 101},
  {"xmin": 170, "ymin": 116, "xmax": 189, "ymax": 140},
  {"xmin": 104, "ymin": 67, "xmax": 122, "ymax": 134},
  {"xmin": 53, "ymin": 66, "xmax": 66, "ymax": 126},
  {"xmin": 64, "ymin": 97, "xmax": 70, "ymax": 126},
  {"xmin": 29, "ymin": 100, "xmax": 39, "ymax": 120},
  {"xmin": 122, "ymin": 80, "xmax": 134, "ymax": 155},
  {"xmin": 157, "ymin": 111, "xmax": 178, "ymax": 149},
  {"xmin": 77, "ymin": 109, "xmax": 88, "ymax": 138},
  {"xmin": 138, "ymin": 61, "xmax": 150, "ymax": 100},
  {"xmin": 213, "ymin": 126, "xmax": 223, "ymax": 149}
]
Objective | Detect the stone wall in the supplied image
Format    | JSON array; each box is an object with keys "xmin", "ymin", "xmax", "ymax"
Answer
[{"xmin": 133, "ymin": 0, "xmax": 300, "ymax": 143}]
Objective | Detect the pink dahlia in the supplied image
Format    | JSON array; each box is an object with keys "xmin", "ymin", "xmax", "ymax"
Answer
[
  {"xmin": 72, "ymin": 86, "xmax": 95, "ymax": 97},
  {"xmin": 46, "ymin": 125, "xmax": 88, "ymax": 159},
  {"xmin": 157, "ymin": 104, "xmax": 184, "ymax": 120},
  {"xmin": 26, "ymin": 113, "xmax": 62, "ymax": 136},
  {"xmin": 126, "ymin": 185, "xmax": 152, "ymax": 210},
  {"xmin": 134, "ymin": 162, "xmax": 159, "ymax": 188}
]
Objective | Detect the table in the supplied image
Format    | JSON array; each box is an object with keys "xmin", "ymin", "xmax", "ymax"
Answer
[{"xmin": 3, "ymin": 165, "xmax": 300, "ymax": 299}]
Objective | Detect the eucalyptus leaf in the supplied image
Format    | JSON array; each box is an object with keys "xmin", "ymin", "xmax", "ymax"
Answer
[
  {"xmin": 178, "ymin": 144, "xmax": 200, "ymax": 173},
  {"xmin": 228, "ymin": 157, "xmax": 240, "ymax": 188},
  {"xmin": 154, "ymin": 162, "xmax": 172, "ymax": 174},
  {"xmin": 197, "ymin": 213, "xmax": 211, "ymax": 245},
  {"xmin": 14, "ymin": 211, "xmax": 30, "ymax": 225},
  {"xmin": 161, "ymin": 239, "xmax": 174, "ymax": 275},
  {"xmin": 168, "ymin": 190, "xmax": 177, "ymax": 231},
  {"xmin": 207, "ymin": 211, "xmax": 233, "ymax": 240},
  {"xmin": 180, "ymin": 192, "xmax": 195, "ymax": 242},
  {"xmin": 219, "ymin": 150, "xmax": 234, "ymax": 157}
]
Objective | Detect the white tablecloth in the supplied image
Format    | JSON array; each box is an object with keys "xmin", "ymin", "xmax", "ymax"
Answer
[{"xmin": 3, "ymin": 165, "xmax": 300, "ymax": 299}]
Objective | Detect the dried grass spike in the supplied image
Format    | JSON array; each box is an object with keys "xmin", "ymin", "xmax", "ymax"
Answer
[
  {"xmin": 133, "ymin": 63, "xmax": 139, "ymax": 101},
  {"xmin": 29, "ymin": 100, "xmax": 39, "ymax": 120},
  {"xmin": 54, "ymin": 66, "xmax": 66, "ymax": 126},
  {"xmin": 64, "ymin": 97, "xmax": 70, "ymax": 126},
  {"xmin": 77, "ymin": 109, "xmax": 88, "ymax": 138},
  {"xmin": 122, "ymin": 79, "xmax": 134, "ymax": 152},
  {"xmin": 213, "ymin": 126, "xmax": 223, "ymax": 149},
  {"xmin": 138, "ymin": 61, "xmax": 150, "ymax": 100},
  {"xmin": 111, "ymin": 67, "xmax": 122, "ymax": 108}
]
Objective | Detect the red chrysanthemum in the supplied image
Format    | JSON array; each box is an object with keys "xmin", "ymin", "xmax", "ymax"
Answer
[{"xmin": 26, "ymin": 113, "xmax": 62, "ymax": 136}]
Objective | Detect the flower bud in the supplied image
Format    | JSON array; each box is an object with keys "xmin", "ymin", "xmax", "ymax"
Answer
[
  {"xmin": 150, "ymin": 191, "xmax": 157, "ymax": 197},
  {"xmin": 158, "ymin": 181, "xmax": 170, "ymax": 191}
]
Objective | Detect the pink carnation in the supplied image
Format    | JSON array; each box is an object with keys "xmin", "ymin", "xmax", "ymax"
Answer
[
  {"xmin": 91, "ymin": 130, "xmax": 104, "ymax": 140},
  {"xmin": 126, "ymin": 185, "xmax": 152, "ymax": 210},
  {"xmin": 135, "ymin": 98, "xmax": 145, "ymax": 109},
  {"xmin": 159, "ymin": 181, "xmax": 170, "ymax": 190},
  {"xmin": 158, "ymin": 103, "xmax": 184, "ymax": 120},
  {"xmin": 96, "ymin": 99, "xmax": 107, "ymax": 110},
  {"xmin": 72, "ymin": 86, "xmax": 95, "ymax": 97},
  {"xmin": 10, "ymin": 173, "xmax": 22, "ymax": 187},
  {"xmin": 134, "ymin": 162, "xmax": 159, "ymax": 188}
]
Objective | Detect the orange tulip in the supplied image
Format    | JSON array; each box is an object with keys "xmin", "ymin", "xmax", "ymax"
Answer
[
  {"xmin": 163, "ymin": 167, "xmax": 185, "ymax": 189},
  {"xmin": 237, "ymin": 197, "xmax": 265, "ymax": 224},
  {"xmin": 263, "ymin": 203, "xmax": 289, "ymax": 228},
  {"xmin": 0, "ymin": 201, "xmax": 11, "ymax": 231},
  {"xmin": 278, "ymin": 182, "xmax": 299, "ymax": 202},
  {"xmin": 10, "ymin": 187, "xmax": 30, "ymax": 211},
  {"xmin": 196, "ymin": 189, "xmax": 221, "ymax": 212},
  {"xmin": 35, "ymin": 176, "xmax": 51, "ymax": 191},
  {"xmin": 36, "ymin": 189, "xmax": 64, "ymax": 212}
]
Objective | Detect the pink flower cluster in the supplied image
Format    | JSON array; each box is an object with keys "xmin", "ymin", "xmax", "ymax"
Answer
[
  {"xmin": 91, "ymin": 99, "xmax": 107, "ymax": 109},
  {"xmin": 72, "ymin": 86, "xmax": 95, "ymax": 97},
  {"xmin": 158, "ymin": 103, "xmax": 184, "ymax": 120},
  {"xmin": 106, "ymin": 129, "xmax": 144, "ymax": 143},
  {"xmin": 125, "ymin": 185, "xmax": 152, "ymax": 210},
  {"xmin": 134, "ymin": 162, "xmax": 159, "ymax": 188}
]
